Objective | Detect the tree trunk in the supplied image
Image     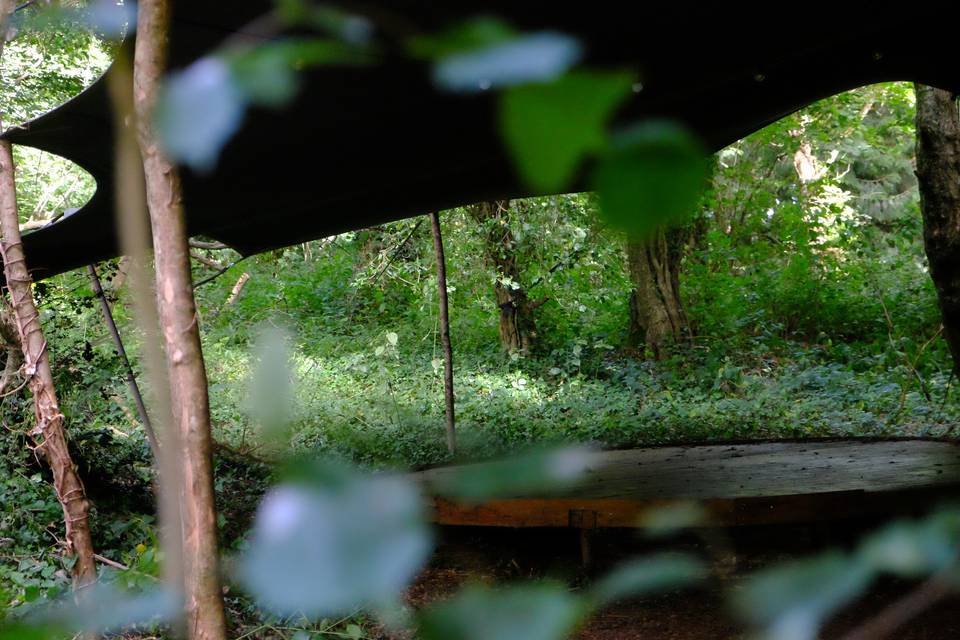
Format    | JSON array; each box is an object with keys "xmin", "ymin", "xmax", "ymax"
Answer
[
  {"xmin": 915, "ymin": 84, "xmax": 960, "ymax": 371},
  {"xmin": 467, "ymin": 201, "xmax": 539, "ymax": 352},
  {"xmin": 134, "ymin": 2, "xmax": 228, "ymax": 638},
  {"xmin": 429, "ymin": 212, "xmax": 456, "ymax": 454},
  {"xmin": 0, "ymin": 0, "xmax": 98, "ymax": 594},
  {"xmin": 626, "ymin": 227, "xmax": 689, "ymax": 359}
]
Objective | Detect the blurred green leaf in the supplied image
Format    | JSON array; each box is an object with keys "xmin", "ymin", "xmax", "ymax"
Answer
[
  {"xmin": 732, "ymin": 552, "xmax": 872, "ymax": 640},
  {"xmin": 638, "ymin": 501, "xmax": 708, "ymax": 537},
  {"xmin": 499, "ymin": 71, "xmax": 634, "ymax": 192},
  {"xmin": 276, "ymin": 0, "xmax": 374, "ymax": 44},
  {"xmin": 435, "ymin": 32, "xmax": 582, "ymax": 93},
  {"xmin": 0, "ymin": 624, "xmax": 54, "ymax": 640},
  {"xmin": 156, "ymin": 57, "xmax": 246, "ymax": 171},
  {"xmin": 591, "ymin": 553, "xmax": 706, "ymax": 606},
  {"xmin": 859, "ymin": 508, "xmax": 960, "ymax": 578},
  {"xmin": 1, "ymin": 584, "xmax": 176, "ymax": 638},
  {"xmin": 431, "ymin": 446, "xmax": 594, "ymax": 499},
  {"xmin": 419, "ymin": 583, "xmax": 584, "ymax": 640},
  {"xmin": 592, "ymin": 121, "xmax": 709, "ymax": 238},
  {"xmin": 246, "ymin": 325, "xmax": 294, "ymax": 440},
  {"xmin": 240, "ymin": 463, "xmax": 431, "ymax": 618},
  {"xmin": 408, "ymin": 17, "xmax": 517, "ymax": 59}
]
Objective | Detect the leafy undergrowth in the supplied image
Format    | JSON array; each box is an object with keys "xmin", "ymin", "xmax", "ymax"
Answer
[{"xmin": 201, "ymin": 333, "xmax": 957, "ymax": 470}]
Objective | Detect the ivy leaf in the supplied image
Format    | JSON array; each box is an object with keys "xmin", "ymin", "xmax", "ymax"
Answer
[
  {"xmin": 592, "ymin": 121, "xmax": 710, "ymax": 238},
  {"xmin": 499, "ymin": 71, "xmax": 635, "ymax": 193},
  {"xmin": 419, "ymin": 583, "xmax": 584, "ymax": 640},
  {"xmin": 435, "ymin": 32, "xmax": 582, "ymax": 93}
]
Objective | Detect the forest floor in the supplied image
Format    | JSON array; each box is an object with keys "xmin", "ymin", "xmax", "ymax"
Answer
[{"xmin": 400, "ymin": 523, "xmax": 960, "ymax": 639}]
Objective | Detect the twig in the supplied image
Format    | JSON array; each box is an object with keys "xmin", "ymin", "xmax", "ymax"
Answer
[
  {"xmin": 188, "ymin": 239, "xmax": 229, "ymax": 250},
  {"xmin": 88, "ymin": 264, "xmax": 159, "ymax": 454},
  {"xmin": 190, "ymin": 251, "xmax": 226, "ymax": 271},
  {"xmin": 93, "ymin": 553, "xmax": 129, "ymax": 571},
  {"xmin": 193, "ymin": 256, "xmax": 248, "ymax": 289}
]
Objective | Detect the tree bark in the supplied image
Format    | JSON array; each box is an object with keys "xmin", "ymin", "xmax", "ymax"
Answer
[
  {"xmin": 0, "ymin": 0, "xmax": 98, "ymax": 594},
  {"xmin": 134, "ymin": 2, "xmax": 228, "ymax": 638},
  {"xmin": 915, "ymin": 84, "xmax": 960, "ymax": 371},
  {"xmin": 467, "ymin": 201, "xmax": 539, "ymax": 353},
  {"xmin": 429, "ymin": 212, "xmax": 456, "ymax": 454},
  {"xmin": 626, "ymin": 227, "xmax": 689, "ymax": 359}
]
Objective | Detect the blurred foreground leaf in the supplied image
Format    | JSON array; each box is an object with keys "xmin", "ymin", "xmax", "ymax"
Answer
[
  {"xmin": 432, "ymin": 446, "xmax": 594, "ymax": 499},
  {"xmin": 434, "ymin": 32, "xmax": 582, "ymax": 93},
  {"xmin": 859, "ymin": 507, "xmax": 960, "ymax": 577},
  {"xmin": 732, "ymin": 552, "xmax": 872, "ymax": 640},
  {"xmin": 419, "ymin": 583, "xmax": 583, "ymax": 640},
  {"xmin": 0, "ymin": 583, "xmax": 176, "ymax": 639},
  {"xmin": 156, "ymin": 57, "xmax": 246, "ymax": 172},
  {"xmin": 638, "ymin": 501, "xmax": 708, "ymax": 537},
  {"xmin": 591, "ymin": 553, "xmax": 706, "ymax": 606},
  {"xmin": 592, "ymin": 121, "xmax": 709, "ymax": 238},
  {"xmin": 158, "ymin": 40, "xmax": 370, "ymax": 170},
  {"xmin": 499, "ymin": 71, "xmax": 634, "ymax": 192},
  {"xmin": 409, "ymin": 17, "xmax": 516, "ymax": 59},
  {"xmin": 240, "ymin": 462, "xmax": 431, "ymax": 618},
  {"xmin": 246, "ymin": 325, "xmax": 294, "ymax": 441}
]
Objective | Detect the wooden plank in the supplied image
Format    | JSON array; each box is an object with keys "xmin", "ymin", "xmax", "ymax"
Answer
[{"xmin": 418, "ymin": 440, "xmax": 960, "ymax": 528}]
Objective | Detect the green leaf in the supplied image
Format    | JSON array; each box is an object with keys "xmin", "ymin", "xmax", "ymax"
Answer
[
  {"xmin": 276, "ymin": 0, "xmax": 373, "ymax": 44},
  {"xmin": 0, "ymin": 624, "xmax": 55, "ymax": 640},
  {"xmin": 731, "ymin": 552, "xmax": 873, "ymax": 640},
  {"xmin": 246, "ymin": 325, "xmax": 294, "ymax": 441},
  {"xmin": 229, "ymin": 39, "xmax": 371, "ymax": 108},
  {"xmin": 156, "ymin": 57, "xmax": 246, "ymax": 172},
  {"xmin": 386, "ymin": 331, "xmax": 399, "ymax": 346},
  {"xmin": 592, "ymin": 121, "xmax": 710, "ymax": 238},
  {"xmin": 434, "ymin": 32, "xmax": 582, "ymax": 93},
  {"xmin": 408, "ymin": 17, "xmax": 517, "ymax": 59},
  {"xmin": 638, "ymin": 501, "xmax": 708, "ymax": 537},
  {"xmin": 345, "ymin": 623, "xmax": 364, "ymax": 639},
  {"xmin": 419, "ymin": 583, "xmax": 584, "ymax": 640},
  {"xmin": 240, "ymin": 463, "xmax": 431, "ymax": 618},
  {"xmin": 429, "ymin": 447, "xmax": 594, "ymax": 500},
  {"xmin": 590, "ymin": 553, "xmax": 706, "ymax": 606},
  {"xmin": 499, "ymin": 71, "xmax": 635, "ymax": 192},
  {"xmin": 859, "ymin": 509, "xmax": 960, "ymax": 578}
]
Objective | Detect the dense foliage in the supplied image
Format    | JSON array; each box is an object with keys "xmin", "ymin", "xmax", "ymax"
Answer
[{"xmin": 1, "ymin": 7, "xmax": 958, "ymax": 640}]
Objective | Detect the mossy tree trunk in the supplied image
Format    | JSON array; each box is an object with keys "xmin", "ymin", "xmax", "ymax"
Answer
[
  {"xmin": 467, "ymin": 200, "xmax": 540, "ymax": 353},
  {"xmin": 626, "ymin": 226, "xmax": 689, "ymax": 359},
  {"xmin": 0, "ymin": 0, "xmax": 98, "ymax": 594},
  {"xmin": 915, "ymin": 84, "xmax": 960, "ymax": 370}
]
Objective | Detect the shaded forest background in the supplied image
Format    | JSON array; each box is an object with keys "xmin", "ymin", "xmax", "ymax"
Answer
[{"xmin": 1, "ymin": 19, "xmax": 959, "ymax": 636}]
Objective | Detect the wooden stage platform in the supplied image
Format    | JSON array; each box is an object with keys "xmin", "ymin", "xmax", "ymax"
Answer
[{"xmin": 414, "ymin": 439, "xmax": 960, "ymax": 529}]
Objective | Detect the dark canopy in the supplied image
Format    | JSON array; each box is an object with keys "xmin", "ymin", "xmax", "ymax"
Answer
[{"xmin": 4, "ymin": 2, "xmax": 959, "ymax": 280}]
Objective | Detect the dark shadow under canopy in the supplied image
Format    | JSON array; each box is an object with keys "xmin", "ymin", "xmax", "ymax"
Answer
[{"xmin": 4, "ymin": 1, "xmax": 959, "ymax": 280}]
